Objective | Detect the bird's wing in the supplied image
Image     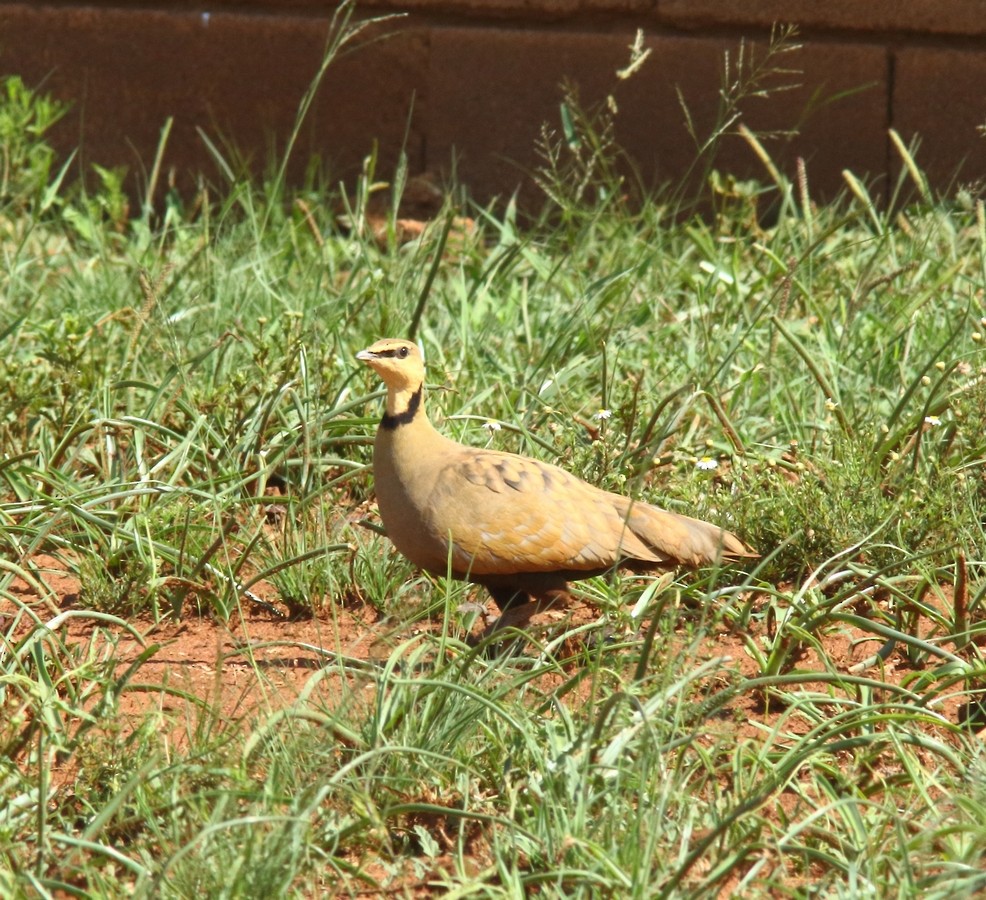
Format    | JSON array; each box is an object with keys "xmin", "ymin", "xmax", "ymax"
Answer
[
  {"xmin": 612, "ymin": 496, "xmax": 758, "ymax": 566},
  {"xmin": 425, "ymin": 449, "xmax": 662, "ymax": 576}
]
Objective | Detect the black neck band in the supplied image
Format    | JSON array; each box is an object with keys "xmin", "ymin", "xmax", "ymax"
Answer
[{"xmin": 381, "ymin": 386, "xmax": 422, "ymax": 430}]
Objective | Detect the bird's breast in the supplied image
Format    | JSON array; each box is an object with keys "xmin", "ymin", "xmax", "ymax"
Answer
[{"xmin": 372, "ymin": 430, "xmax": 458, "ymax": 573}]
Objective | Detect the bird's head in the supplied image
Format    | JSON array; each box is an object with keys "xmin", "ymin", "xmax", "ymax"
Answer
[{"xmin": 356, "ymin": 338, "xmax": 425, "ymax": 393}]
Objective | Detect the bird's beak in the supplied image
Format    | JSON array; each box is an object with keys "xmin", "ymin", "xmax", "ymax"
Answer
[{"xmin": 356, "ymin": 349, "xmax": 376, "ymax": 362}]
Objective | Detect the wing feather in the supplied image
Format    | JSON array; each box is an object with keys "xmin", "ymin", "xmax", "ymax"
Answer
[{"xmin": 428, "ymin": 449, "xmax": 664, "ymax": 575}]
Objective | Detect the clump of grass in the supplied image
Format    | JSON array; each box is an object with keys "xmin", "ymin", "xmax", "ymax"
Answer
[{"xmin": 0, "ymin": 73, "xmax": 69, "ymax": 213}]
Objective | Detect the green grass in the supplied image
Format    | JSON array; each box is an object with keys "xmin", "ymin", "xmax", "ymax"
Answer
[{"xmin": 3, "ymin": 26, "xmax": 986, "ymax": 898}]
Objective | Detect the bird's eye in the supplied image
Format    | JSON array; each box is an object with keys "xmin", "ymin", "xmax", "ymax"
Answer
[{"xmin": 398, "ymin": 346, "xmax": 409, "ymax": 359}]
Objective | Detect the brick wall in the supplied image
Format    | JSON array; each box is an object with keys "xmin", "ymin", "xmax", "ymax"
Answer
[{"xmin": 1, "ymin": 1, "xmax": 984, "ymax": 205}]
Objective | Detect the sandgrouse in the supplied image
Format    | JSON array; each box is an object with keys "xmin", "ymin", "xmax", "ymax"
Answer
[{"xmin": 357, "ymin": 338, "xmax": 756, "ymax": 617}]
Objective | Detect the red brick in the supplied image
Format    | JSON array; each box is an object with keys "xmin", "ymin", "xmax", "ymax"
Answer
[
  {"xmin": 658, "ymin": 0, "xmax": 986, "ymax": 38},
  {"xmin": 426, "ymin": 29, "xmax": 886, "ymax": 203},
  {"xmin": 625, "ymin": 37, "xmax": 886, "ymax": 200},
  {"xmin": 117, "ymin": 0, "xmax": 654, "ymax": 15},
  {"xmin": 356, "ymin": 0, "xmax": 653, "ymax": 14},
  {"xmin": 893, "ymin": 47, "xmax": 986, "ymax": 192},
  {"xmin": 426, "ymin": 29, "xmax": 630, "ymax": 202},
  {"xmin": 0, "ymin": 5, "xmax": 427, "ymax": 193}
]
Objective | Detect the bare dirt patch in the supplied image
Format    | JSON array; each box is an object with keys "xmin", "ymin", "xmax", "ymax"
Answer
[{"xmin": 4, "ymin": 558, "xmax": 980, "ymax": 742}]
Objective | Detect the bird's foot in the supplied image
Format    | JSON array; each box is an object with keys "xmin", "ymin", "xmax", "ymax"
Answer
[{"xmin": 468, "ymin": 593, "xmax": 578, "ymax": 656}]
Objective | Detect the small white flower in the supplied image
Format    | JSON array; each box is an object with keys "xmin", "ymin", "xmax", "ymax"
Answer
[
  {"xmin": 483, "ymin": 420, "xmax": 502, "ymax": 432},
  {"xmin": 825, "ymin": 398, "xmax": 838, "ymax": 412},
  {"xmin": 593, "ymin": 409, "xmax": 613, "ymax": 421},
  {"xmin": 695, "ymin": 456, "xmax": 718, "ymax": 471},
  {"xmin": 924, "ymin": 415, "xmax": 941, "ymax": 426}
]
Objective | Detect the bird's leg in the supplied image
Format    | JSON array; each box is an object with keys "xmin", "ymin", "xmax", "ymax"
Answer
[
  {"xmin": 473, "ymin": 586, "xmax": 578, "ymax": 654},
  {"xmin": 468, "ymin": 587, "xmax": 533, "ymax": 652},
  {"xmin": 486, "ymin": 586, "xmax": 532, "ymax": 614},
  {"xmin": 478, "ymin": 586, "xmax": 540, "ymax": 641},
  {"xmin": 485, "ymin": 585, "xmax": 573, "ymax": 631}
]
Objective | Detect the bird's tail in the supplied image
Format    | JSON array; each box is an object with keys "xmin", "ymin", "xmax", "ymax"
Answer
[{"xmin": 618, "ymin": 498, "xmax": 758, "ymax": 568}]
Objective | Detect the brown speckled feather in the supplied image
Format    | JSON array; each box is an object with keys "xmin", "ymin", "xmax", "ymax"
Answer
[
  {"xmin": 436, "ymin": 450, "xmax": 662, "ymax": 574},
  {"xmin": 357, "ymin": 338, "xmax": 757, "ymax": 614}
]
